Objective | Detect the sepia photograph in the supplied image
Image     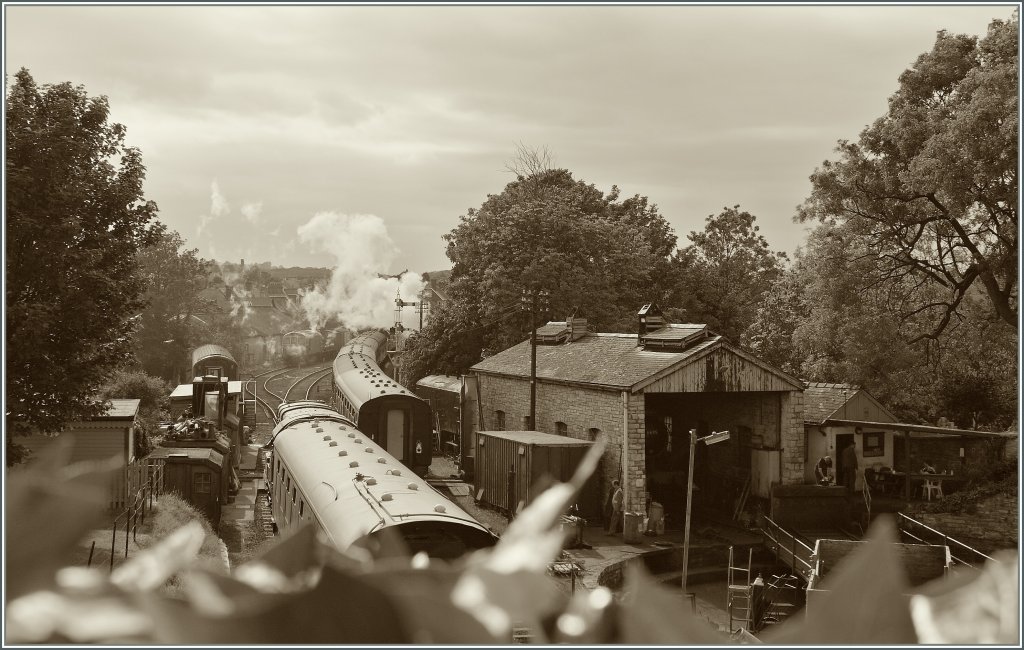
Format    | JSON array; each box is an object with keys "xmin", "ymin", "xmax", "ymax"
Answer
[{"xmin": 3, "ymin": 1, "xmax": 1019, "ymax": 645}]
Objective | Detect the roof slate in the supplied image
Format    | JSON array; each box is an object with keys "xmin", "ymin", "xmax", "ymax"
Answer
[
  {"xmin": 802, "ymin": 382, "xmax": 860, "ymax": 424},
  {"xmin": 472, "ymin": 332, "xmax": 725, "ymax": 389}
]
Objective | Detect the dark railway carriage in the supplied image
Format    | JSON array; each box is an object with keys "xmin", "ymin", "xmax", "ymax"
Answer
[
  {"xmin": 333, "ymin": 330, "xmax": 433, "ymax": 476},
  {"xmin": 283, "ymin": 329, "xmax": 325, "ymax": 363},
  {"xmin": 268, "ymin": 401, "xmax": 496, "ymax": 559},
  {"xmin": 191, "ymin": 344, "xmax": 238, "ymax": 382}
]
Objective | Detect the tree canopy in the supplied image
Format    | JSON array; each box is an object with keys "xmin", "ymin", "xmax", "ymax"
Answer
[
  {"xmin": 674, "ymin": 206, "xmax": 788, "ymax": 341},
  {"xmin": 402, "ymin": 169, "xmax": 677, "ymax": 383},
  {"xmin": 5, "ymin": 68, "xmax": 160, "ymax": 462},
  {"xmin": 798, "ymin": 16, "xmax": 1018, "ymax": 340},
  {"xmin": 134, "ymin": 230, "xmax": 213, "ymax": 381}
]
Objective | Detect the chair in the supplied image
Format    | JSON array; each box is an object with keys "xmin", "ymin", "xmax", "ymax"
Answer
[{"xmin": 922, "ymin": 477, "xmax": 944, "ymax": 501}]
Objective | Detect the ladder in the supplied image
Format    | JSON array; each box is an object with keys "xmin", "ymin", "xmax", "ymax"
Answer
[
  {"xmin": 733, "ymin": 475, "xmax": 751, "ymax": 521},
  {"xmin": 727, "ymin": 546, "xmax": 754, "ymax": 633}
]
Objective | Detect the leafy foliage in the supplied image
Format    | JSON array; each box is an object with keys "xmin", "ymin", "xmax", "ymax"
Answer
[
  {"xmin": 797, "ymin": 15, "xmax": 1019, "ymax": 339},
  {"xmin": 99, "ymin": 369, "xmax": 173, "ymax": 458},
  {"xmin": 674, "ymin": 205, "xmax": 788, "ymax": 341},
  {"xmin": 403, "ymin": 169, "xmax": 677, "ymax": 382},
  {"xmin": 5, "ymin": 68, "xmax": 161, "ymax": 462},
  {"xmin": 134, "ymin": 230, "xmax": 214, "ymax": 381}
]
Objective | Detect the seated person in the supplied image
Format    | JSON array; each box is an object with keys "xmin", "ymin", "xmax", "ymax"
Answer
[
  {"xmin": 814, "ymin": 455, "xmax": 834, "ymax": 486},
  {"xmin": 920, "ymin": 461, "xmax": 937, "ymax": 475}
]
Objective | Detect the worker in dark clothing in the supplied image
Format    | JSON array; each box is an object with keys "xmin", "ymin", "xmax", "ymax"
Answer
[
  {"xmin": 814, "ymin": 455, "xmax": 834, "ymax": 486},
  {"xmin": 840, "ymin": 442, "xmax": 858, "ymax": 495}
]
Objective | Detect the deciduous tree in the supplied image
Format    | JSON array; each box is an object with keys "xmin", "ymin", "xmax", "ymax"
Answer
[
  {"xmin": 134, "ymin": 230, "xmax": 213, "ymax": 381},
  {"xmin": 674, "ymin": 206, "xmax": 788, "ymax": 341},
  {"xmin": 6, "ymin": 69, "xmax": 160, "ymax": 463},
  {"xmin": 403, "ymin": 169, "xmax": 677, "ymax": 382},
  {"xmin": 798, "ymin": 15, "xmax": 1018, "ymax": 340}
]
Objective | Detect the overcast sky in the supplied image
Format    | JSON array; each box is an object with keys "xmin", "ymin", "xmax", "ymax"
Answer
[{"xmin": 4, "ymin": 4, "xmax": 1011, "ymax": 274}]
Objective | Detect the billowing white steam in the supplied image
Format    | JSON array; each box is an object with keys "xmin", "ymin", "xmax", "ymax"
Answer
[{"xmin": 297, "ymin": 212, "xmax": 424, "ymax": 331}]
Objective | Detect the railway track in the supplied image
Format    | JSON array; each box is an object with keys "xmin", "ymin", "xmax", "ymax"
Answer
[{"xmin": 249, "ymin": 365, "xmax": 333, "ymax": 426}]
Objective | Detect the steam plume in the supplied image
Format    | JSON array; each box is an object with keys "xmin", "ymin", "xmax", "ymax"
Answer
[{"xmin": 297, "ymin": 212, "xmax": 424, "ymax": 331}]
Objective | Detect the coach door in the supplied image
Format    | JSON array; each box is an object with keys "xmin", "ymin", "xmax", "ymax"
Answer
[{"xmin": 380, "ymin": 407, "xmax": 407, "ymax": 462}]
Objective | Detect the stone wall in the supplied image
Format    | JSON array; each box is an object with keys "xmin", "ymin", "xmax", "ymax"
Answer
[
  {"xmin": 476, "ymin": 374, "xmax": 625, "ymax": 519},
  {"xmin": 780, "ymin": 390, "xmax": 804, "ymax": 485},
  {"xmin": 905, "ymin": 493, "xmax": 1018, "ymax": 555}
]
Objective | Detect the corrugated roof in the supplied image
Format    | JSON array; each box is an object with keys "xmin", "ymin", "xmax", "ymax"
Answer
[
  {"xmin": 472, "ymin": 332, "xmax": 725, "ymax": 389},
  {"xmin": 802, "ymin": 383, "xmax": 861, "ymax": 424},
  {"xmin": 191, "ymin": 344, "xmax": 235, "ymax": 366},
  {"xmin": 479, "ymin": 430, "xmax": 594, "ymax": 446},
  {"xmin": 416, "ymin": 375, "xmax": 462, "ymax": 393},
  {"xmin": 98, "ymin": 399, "xmax": 141, "ymax": 419}
]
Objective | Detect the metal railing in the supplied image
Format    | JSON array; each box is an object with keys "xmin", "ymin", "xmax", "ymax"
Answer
[
  {"xmin": 95, "ymin": 460, "xmax": 165, "ymax": 571},
  {"xmin": 759, "ymin": 515, "xmax": 816, "ymax": 581},
  {"xmin": 896, "ymin": 512, "xmax": 998, "ymax": 569}
]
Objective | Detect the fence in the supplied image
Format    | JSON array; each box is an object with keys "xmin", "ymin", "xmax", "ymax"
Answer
[{"xmin": 92, "ymin": 459, "xmax": 166, "ymax": 571}]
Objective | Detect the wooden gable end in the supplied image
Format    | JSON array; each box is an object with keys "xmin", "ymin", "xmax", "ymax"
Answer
[
  {"xmin": 637, "ymin": 343, "xmax": 802, "ymax": 393},
  {"xmin": 828, "ymin": 391, "xmax": 897, "ymax": 423}
]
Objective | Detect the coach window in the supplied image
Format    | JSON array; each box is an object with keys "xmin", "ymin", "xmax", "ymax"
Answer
[
  {"xmin": 299, "ymin": 500, "xmax": 305, "ymax": 517},
  {"xmin": 496, "ymin": 410, "xmax": 506, "ymax": 431},
  {"xmin": 556, "ymin": 421, "xmax": 567, "ymax": 437},
  {"xmin": 292, "ymin": 487, "xmax": 297, "ymax": 504}
]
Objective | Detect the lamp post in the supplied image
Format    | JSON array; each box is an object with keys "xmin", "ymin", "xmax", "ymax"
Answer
[{"xmin": 681, "ymin": 428, "xmax": 731, "ymax": 600}]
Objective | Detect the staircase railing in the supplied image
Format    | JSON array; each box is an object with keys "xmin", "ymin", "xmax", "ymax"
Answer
[
  {"xmin": 896, "ymin": 512, "xmax": 998, "ymax": 569},
  {"xmin": 759, "ymin": 515, "xmax": 815, "ymax": 581}
]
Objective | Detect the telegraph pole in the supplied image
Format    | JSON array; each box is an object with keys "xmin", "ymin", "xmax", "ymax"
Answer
[
  {"xmin": 522, "ymin": 288, "xmax": 548, "ymax": 430},
  {"xmin": 530, "ymin": 290, "xmax": 538, "ymax": 430}
]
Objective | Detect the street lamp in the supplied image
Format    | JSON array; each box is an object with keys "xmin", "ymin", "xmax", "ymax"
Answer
[{"xmin": 681, "ymin": 428, "xmax": 731, "ymax": 602}]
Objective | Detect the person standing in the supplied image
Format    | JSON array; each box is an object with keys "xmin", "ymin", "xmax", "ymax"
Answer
[
  {"xmin": 840, "ymin": 442, "xmax": 858, "ymax": 495},
  {"xmin": 606, "ymin": 480, "xmax": 623, "ymax": 535}
]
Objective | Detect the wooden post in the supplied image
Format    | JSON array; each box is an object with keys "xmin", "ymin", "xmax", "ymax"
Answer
[
  {"xmin": 110, "ymin": 520, "xmax": 116, "ymax": 572},
  {"xmin": 904, "ymin": 431, "xmax": 912, "ymax": 500},
  {"xmin": 87, "ymin": 541, "xmax": 96, "ymax": 568}
]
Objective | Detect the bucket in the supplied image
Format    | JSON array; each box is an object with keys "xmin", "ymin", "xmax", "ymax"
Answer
[{"xmin": 623, "ymin": 512, "xmax": 643, "ymax": 543}]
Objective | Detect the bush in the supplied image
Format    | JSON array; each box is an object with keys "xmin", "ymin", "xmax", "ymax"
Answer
[{"xmin": 145, "ymin": 493, "xmax": 223, "ymax": 570}]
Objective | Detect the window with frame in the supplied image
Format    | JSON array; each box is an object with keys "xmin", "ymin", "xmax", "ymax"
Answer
[
  {"xmin": 496, "ymin": 410, "xmax": 506, "ymax": 431},
  {"xmin": 523, "ymin": 415, "xmax": 532, "ymax": 430},
  {"xmin": 588, "ymin": 428, "xmax": 600, "ymax": 441},
  {"xmin": 863, "ymin": 432, "xmax": 885, "ymax": 457},
  {"xmin": 193, "ymin": 472, "xmax": 212, "ymax": 494},
  {"xmin": 556, "ymin": 421, "xmax": 567, "ymax": 437}
]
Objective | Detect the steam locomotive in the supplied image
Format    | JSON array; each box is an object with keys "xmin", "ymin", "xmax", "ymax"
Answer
[
  {"xmin": 269, "ymin": 401, "xmax": 496, "ymax": 559},
  {"xmin": 332, "ymin": 330, "xmax": 433, "ymax": 476}
]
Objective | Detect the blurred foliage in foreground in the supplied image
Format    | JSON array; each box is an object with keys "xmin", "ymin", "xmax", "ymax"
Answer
[{"xmin": 5, "ymin": 440, "xmax": 1019, "ymax": 644}]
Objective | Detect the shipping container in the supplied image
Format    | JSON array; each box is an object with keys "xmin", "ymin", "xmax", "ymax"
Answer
[{"xmin": 474, "ymin": 430, "xmax": 600, "ymax": 520}]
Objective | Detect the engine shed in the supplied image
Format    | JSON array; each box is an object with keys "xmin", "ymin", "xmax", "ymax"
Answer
[{"xmin": 471, "ymin": 305, "xmax": 806, "ymax": 529}]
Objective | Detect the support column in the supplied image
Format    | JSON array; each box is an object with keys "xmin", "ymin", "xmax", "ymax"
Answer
[{"xmin": 779, "ymin": 389, "xmax": 805, "ymax": 485}]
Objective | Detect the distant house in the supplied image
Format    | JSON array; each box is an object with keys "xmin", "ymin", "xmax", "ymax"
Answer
[
  {"xmin": 238, "ymin": 299, "xmax": 295, "ymax": 366},
  {"xmin": 17, "ymin": 399, "xmax": 142, "ymax": 509},
  {"xmin": 802, "ymin": 383, "xmax": 898, "ymax": 489}
]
